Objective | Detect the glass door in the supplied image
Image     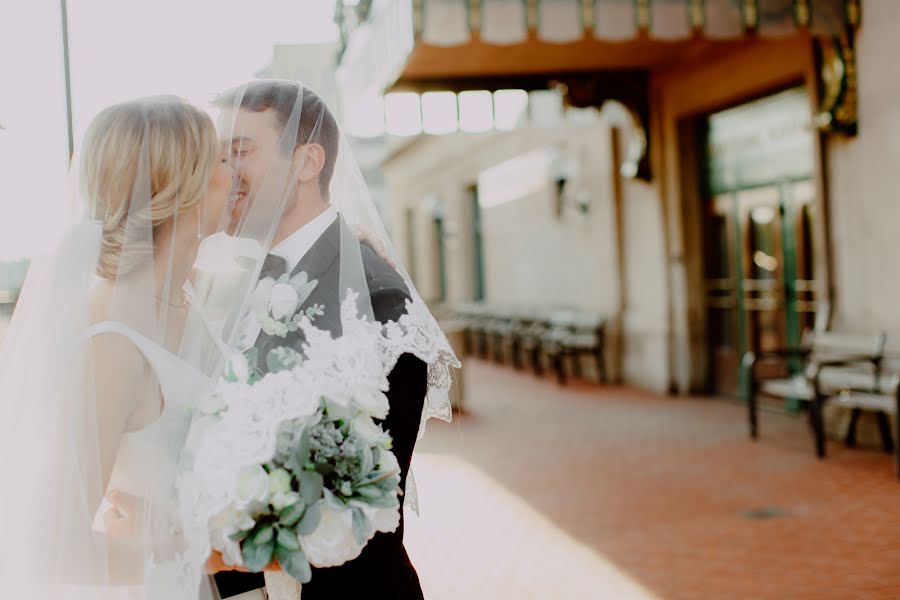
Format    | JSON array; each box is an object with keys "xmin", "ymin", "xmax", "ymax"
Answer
[{"xmin": 701, "ymin": 87, "xmax": 819, "ymax": 397}]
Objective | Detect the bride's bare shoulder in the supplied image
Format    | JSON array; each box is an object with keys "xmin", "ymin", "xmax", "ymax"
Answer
[{"xmin": 88, "ymin": 278, "xmax": 116, "ymax": 327}]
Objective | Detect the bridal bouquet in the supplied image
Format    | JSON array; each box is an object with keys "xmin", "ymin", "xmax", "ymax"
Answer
[{"xmin": 179, "ymin": 293, "xmax": 403, "ymax": 584}]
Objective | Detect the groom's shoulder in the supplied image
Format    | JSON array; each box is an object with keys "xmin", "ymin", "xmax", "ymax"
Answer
[
  {"xmin": 359, "ymin": 242, "xmax": 411, "ymax": 323},
  {"xmin": 360, "ymin": 242, "xmax": 408, "ymax": 294}
]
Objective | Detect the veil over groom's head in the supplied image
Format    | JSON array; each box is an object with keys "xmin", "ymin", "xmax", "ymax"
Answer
[{"xmin": 215, "ymin": 80, "xmax": 340, "ymax": 238}]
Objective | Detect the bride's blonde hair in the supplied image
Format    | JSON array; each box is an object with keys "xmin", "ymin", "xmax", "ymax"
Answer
[{"xmin": 80, "ymin": 96, "xmax": 218, "ymax": 279}]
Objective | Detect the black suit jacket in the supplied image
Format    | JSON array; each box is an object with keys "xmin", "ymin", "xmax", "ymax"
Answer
[{"xmin": 215, "ymin": 218, "xmax": 426, "ymax": 599}]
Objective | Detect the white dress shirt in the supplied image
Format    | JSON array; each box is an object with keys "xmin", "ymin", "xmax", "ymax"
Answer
[{"xmin": 270, "ymin": 205, "xmax": 338, "ymax": 274}]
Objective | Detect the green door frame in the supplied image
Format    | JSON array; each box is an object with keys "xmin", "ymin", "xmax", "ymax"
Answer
[
  {"xmin": 434, "ymin": 215, "xmax": 448, "ymax": 303},
  {"xmin": 468, "ymin": 185, "xmax": 486, "ymax": 302},
  {"xmin": 728, "ymin": 177, "xmax": 811, "ymax": 402}
]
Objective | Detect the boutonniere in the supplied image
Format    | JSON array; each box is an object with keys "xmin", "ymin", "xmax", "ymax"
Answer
[{"xmin": 251, "ymin": 271, "xmax": 324, "ymax": 337}]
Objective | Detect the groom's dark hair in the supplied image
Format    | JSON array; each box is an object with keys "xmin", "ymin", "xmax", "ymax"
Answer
[{"xmin": 216, "ymin": 80, "xmax": 339, "ymax": 198}]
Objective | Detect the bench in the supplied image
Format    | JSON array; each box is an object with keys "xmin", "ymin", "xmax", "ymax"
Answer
[
  {"xmin": 483, "ymin": 309, "xmax": 519, "ymax": 364},
  {"xmin": 816, "ymin": 340, "xmax": 900, "ymax": 477},
  {"xmin": 542, "ymin": 310, "xmax": 607, "ymax": 385},
  {"xmin": 743, "ymin": 329, "xmax": 887, "ymax": 458},
  {"xmin": 512, "ymin": 314, "xmax": 548, "ymax": 374},
  {"xmin": 455, "ymin": 303, "xmax": 489, "ymax": 357},
  {"xmin": 829, "ymin": 383, "xmax": 900, "ymax": 478}
]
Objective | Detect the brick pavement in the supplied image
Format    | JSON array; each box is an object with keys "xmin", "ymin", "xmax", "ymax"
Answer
[{"xmin": 404, "ymin": 359, "xmax": 900, "ymax": 600}]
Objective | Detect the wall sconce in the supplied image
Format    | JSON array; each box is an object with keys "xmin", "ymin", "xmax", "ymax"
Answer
[{"xmin": 600, "ymin": 99, "xmax": 647, "ymax": 180}]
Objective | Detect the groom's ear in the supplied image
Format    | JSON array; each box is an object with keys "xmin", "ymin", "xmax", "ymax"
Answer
[{"xmin": 294, "ymin": 143, "xmax": 326, "ymax": 186}]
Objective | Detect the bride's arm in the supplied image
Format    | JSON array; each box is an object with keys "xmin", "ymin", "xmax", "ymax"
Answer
[{"xmin": 87, "ymin": 331, "xmax": 159, "ymax": 499}]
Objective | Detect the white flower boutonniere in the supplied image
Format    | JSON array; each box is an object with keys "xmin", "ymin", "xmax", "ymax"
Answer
[{"xmin": 255, "ymin": 271, "xmax": 320, "ymax": 338}]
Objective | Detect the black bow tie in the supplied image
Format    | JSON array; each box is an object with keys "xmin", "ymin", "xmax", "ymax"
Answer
[{"xmin": 259, "ymin": 253, "xmax": 287, "ymax": 280}]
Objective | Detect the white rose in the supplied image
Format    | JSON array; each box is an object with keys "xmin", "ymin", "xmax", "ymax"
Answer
[
  {"xmin": 299, "ymin": 495, "xmax": 363, "ymax": 567},
  {"xmin": 372, "ymin": 506, "xmax": 400, "ymax": 534},
  {"xmin": 348, "ymin": 500, "xmax": 400, "ymax": 537},
  {"xmin": 271, "ymin": 491, "xmax": 302, "ymax": 512},
  {"xmin": 378, "ymin": 449, "xmax": 400, "ymax": 477},
  {"xmin": 268, "ymin": 468, "xmax": 293, "ymax": 496},
  {"xmin": 323, "ymin": 398, "xmax": 355, "ymax": 422},
  {"xmin": 236, "ymin": 465, "xmax": 270, "ymax": 506},
  {"xmin": 209, "ymin": 506, "xmax": 256, "ymax": 566},
  {"xmin": 350, "ymin": 415, "xmax": 390, "ymax": 447},
  {"xmin": 269, "ymin": 283, "xmax": 300, "ymax": 320},
  {"xmin": 351, "ymin": 385, "xmax": 390, "ymax": 420}
]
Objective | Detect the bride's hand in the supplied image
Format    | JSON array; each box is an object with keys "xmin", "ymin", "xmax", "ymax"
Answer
[
  {"xmin": 356, "ymin": 229, "xmax": 396, "ymax": 269},
  {"xmin": 205, "ymin": 550, "xmax": 281, "ymax": 574},
  {"xmin": 101, "ymin": 490, "xmax": 147, "ymax": 536}
]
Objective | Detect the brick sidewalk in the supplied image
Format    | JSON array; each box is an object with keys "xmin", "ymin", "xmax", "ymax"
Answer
[{"xmin": 405, "ymin": 359, "xmax": 900, "ymax": 600}]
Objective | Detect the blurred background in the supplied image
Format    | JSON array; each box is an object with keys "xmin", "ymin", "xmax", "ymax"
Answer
[{"xmin": 4, "ymin": 1, "xmax": 900, "ymax": 598}]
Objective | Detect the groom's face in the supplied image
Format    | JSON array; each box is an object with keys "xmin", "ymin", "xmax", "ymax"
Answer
[{"xmin": 220, "ymin": 108, "xmax": 294, "ymax": 228}]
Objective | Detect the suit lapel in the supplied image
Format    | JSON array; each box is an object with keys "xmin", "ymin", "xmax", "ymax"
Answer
[
  {"xmin": 290, "ymin": 217, "xmax": 342, "ymax": 282},
  {"xmin": 254, "ymin": 217, "xmax": 343, "ymax": 371}
]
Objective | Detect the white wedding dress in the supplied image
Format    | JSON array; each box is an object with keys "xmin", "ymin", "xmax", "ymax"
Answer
[
  {"xmin": 87, "ymin": 319, "xmax": 301, "ymax": 600},
  {"xmin": 88, "ymin": 320, "xmax": 208, "ymax": 507}
]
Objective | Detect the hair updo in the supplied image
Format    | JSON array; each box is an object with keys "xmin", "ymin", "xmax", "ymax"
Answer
[{"xmin": 80, "ymin": 96, "xmax": 218, "ymax": 279}]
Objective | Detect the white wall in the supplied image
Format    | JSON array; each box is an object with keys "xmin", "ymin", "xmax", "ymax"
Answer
[
  {"xmin": 380, "ymin": 106, "xmax": 681, "ymax": 389},
  {"xmin": 383, "ymin": 113, "xmax": 620, "ymax": 314},
  {"xmin": 827, "ymin": 0, "xmax": 900, "ymax": 336}
]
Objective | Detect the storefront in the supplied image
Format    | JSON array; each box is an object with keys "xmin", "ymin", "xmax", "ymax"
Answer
[{"xmin": 335, "ymin": 0, "xmax": 865, "ymax": 394}]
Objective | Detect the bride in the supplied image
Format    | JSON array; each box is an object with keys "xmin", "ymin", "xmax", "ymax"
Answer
[{"xmin": 0, "ymin": 96, "xmax": 246, "ymax": 599}]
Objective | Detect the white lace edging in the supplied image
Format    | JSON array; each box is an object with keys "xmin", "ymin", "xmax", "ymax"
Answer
[
  {"xmin": 380, "ymin": 296, "xmax": 461, "ymax": 515},
  {"xmin": 381, "ymin": 296, "xmax": 462, "ymax": 428},
  {"xmin": 174, "ymin": 293, "xmax": 460, "ymax": 585}
]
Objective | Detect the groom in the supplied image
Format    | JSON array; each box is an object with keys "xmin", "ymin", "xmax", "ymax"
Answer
[{"xmin": 212, "ymin": 81, "xmax": 427, "ymax": 599}]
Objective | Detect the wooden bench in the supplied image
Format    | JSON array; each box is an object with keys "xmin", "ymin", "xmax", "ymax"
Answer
[
  {"xmin": 455, "ymin": 303, "xmax": 489, "ymax": 357},
  {"xmin": 816, "ymin": 340, "xmax": 900, "ymax": 476},
  {"xmin": 511, "ymin": 313, "xmax": 548, "ymax": 374},
  {"xmin": 484, "ymin": 308, "xmax": 519, "ymax": 364},
  {"xmin": 828, "ymin": 381, "xmax": 900, "ymax": 478},
  {"xmin": 743, "ymin": 329, "xmax": 887, "ymax": 458},
  {"xmin": 542, "ymin": 310, "xmax": 607, "ymax": 385}
]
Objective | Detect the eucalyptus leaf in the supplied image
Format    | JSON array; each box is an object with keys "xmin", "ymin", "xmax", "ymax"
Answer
[
  {"xmin": 278, "ymin": 500, "xmax": 307, "ymax": 528},
  {"xmin": 351, "ymin": 506, "xmax": 371, "ymax": 546},
  {"xmin": 242, "ymin": 537, "xmax": 275, "ymax": 572},
  {"xmin": 228, "ymin": 529, "xmax": 252, "ymax": 543},
  {"xmin": 276, "ymin": 526, "xmax": 301, "ymax": 551},
  {"xmin": 275, "ymin": 544, "xmax": 312, "ymax": 584},
  {"xmin": 294, "ymin": 430, "xmax": 312, "ymax": 470},
  {"xmin": 299, "ymin": 470, "xmax": 324, "ymax": 505},
  {"xmin": 251, "ymin": 524, "xmax": 274, "ymax": 546},
  {"xmin": 366, "ymin": 494, "xmax": 399, "ymax": 509},
  {"xmin": 354, "ymin": 485, "xmax": 385, "ymax": 500},
  {"xmin": 296, "ymin": 501, "xmax": 321, "ymax": 536}
]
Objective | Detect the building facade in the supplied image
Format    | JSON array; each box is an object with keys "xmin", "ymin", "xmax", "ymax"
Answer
[{"xmin": 334, "ymin": 0, "xmax": 895, "ymax": 402}]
